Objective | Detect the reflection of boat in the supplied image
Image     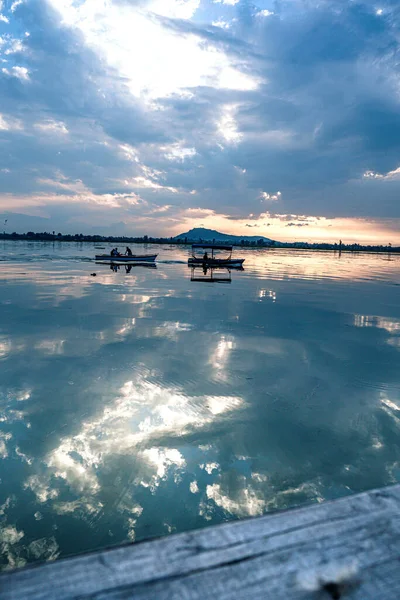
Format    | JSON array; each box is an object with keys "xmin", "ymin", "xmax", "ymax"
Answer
[
  {"xmin": 95, "ymin": 261, "xmax": 157, "ymax": 271},
  {"xmin": 188, "ymin": 244, "xmax": 245, "ymax": 268},
  {"xmin": 190, "ymin": 265, "xmax": 243, "ymax": 283},
  {"xmin": 95, "ymin": 254, "xmax": 157, "ymax": 262},
  {"xmin": 191, "ymin": 267, "xmax": 231, "ymax": 283}
]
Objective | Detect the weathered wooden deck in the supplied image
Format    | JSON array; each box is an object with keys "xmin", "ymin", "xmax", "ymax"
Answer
[{"xmin": 1, "ymin": 484, "xmax": 400, "ymax": 599}]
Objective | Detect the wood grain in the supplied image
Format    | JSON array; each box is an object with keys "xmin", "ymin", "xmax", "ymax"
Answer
[{"xmin": 1, "ymin": 485, "xmax": 400, "ymax": 599}]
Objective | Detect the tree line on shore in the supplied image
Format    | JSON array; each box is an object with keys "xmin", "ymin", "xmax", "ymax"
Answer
[{"xmin": 0, "ymin": 230, "xmax": 398, "ymax": 253}]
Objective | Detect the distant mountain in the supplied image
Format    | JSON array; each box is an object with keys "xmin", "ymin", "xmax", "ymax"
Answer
[{"xmin": 174, "ymin": 227, "xmax": 274, "ymax": 244}]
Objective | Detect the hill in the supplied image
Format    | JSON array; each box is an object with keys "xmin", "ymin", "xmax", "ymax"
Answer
[{"xmin": 174, "ymin": 227, "xmax": 274, "ymax": 244}]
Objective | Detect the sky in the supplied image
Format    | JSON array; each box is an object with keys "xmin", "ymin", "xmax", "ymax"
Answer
[{"xmin": 0, "ymin": 0, "xmax": 400, "ymax": 243}]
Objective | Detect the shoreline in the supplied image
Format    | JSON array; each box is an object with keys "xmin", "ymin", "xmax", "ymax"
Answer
[{"xmin": 1, "ymin": 234, "xmax": 399, "ymax": 254}]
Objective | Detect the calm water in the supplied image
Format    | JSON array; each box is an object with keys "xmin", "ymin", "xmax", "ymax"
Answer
[{"xmin": 0, "ymin": 241, "xmax": 399, "ymax": 569}]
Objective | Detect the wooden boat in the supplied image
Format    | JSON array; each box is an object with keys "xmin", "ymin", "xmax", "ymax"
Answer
[
  {"xmin": 95, "ymin": 253, "xmax": 157, "ymax": 262},
  {"xmin": 188, "ymin": 244, "xmax": 244, "ymax": 268}
]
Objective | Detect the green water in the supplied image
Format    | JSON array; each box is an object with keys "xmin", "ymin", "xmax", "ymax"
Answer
[{"xmin": 0, "ymin": 241, "xmax": 399, "ymax": 569}]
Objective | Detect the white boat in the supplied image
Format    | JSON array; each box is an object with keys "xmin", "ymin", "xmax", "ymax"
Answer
[
  {"xmin": 188, "ymin": 244, "xmax": 244, "ymax": 268},
  {"xmin": 95, "ymin": 253, "xmax": 157, "ymax": 262}
]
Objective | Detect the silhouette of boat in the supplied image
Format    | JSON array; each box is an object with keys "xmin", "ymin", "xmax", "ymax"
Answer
[
  {"xmin": 188, "ymin": 244, "xmax": 244, "ymax": 267},
  {"xmin": 95, "ymin": 253, "xmax": 157, "ymax": 262}
]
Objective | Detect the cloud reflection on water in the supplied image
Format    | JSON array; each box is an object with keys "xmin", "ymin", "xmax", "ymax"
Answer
[{"xmin": 0, "ymin": 242, "xmax": 399, "ymax": 568}]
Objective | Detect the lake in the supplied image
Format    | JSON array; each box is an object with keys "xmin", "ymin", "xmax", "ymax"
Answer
[{"xmin": 0, "ymin": 240, "xmax": 399, "ymax": 569}]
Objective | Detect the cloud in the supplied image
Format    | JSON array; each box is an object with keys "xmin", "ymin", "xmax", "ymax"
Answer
[
  {"xmin": 260, "ymin": 190, "xmax": 282, "ymax": 202},
  {"xmin": 213, "ymin": 0, "xmax": 239, "ymax": 5},
  {"xmin": 2, "ymin": 65, "xmax": 30, "ymax": 80},
  {"xmin": 0, "ymin": 0, "xmax": 399, "ymax": 240}
]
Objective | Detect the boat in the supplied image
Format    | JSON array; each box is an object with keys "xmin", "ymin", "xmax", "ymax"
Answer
[
  {"xmin": 95, "ymin": 253, "xmax": 157, "ymax": 262},
  {"xmin": 188, "ymin": 244, "xmax": 245, "ymax": 268}
]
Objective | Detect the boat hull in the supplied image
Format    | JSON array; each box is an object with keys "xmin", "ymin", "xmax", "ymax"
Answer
[
  {"xmin": 188, "ymin": 258, "xmax": 244, "ymax": 267},
  {"xmin": 95, "ymin": 254, "xmax": 157, "ymax": 262}
]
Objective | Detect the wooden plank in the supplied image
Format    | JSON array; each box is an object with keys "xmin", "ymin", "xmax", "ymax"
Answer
[{"xmin": 1, "ymin": 485, "xmax": 400, "ymax": 599}]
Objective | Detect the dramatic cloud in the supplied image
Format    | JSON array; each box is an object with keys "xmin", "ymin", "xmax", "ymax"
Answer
[{"xmin": 0, "ymin": 0, "xmax": 400, "ymax": 241}]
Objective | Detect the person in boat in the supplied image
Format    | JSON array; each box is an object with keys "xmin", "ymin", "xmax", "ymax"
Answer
[
  {"xmin": 111, "ymin": 248, "xmax": 118, "ymax": 256},
  {"xmin": 125, "ymin": 246, "xmax": 133, "ymax": 256},
  {"xmin": 203, "ymin": 251, "xmax": 208, "ymax": 262}
]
